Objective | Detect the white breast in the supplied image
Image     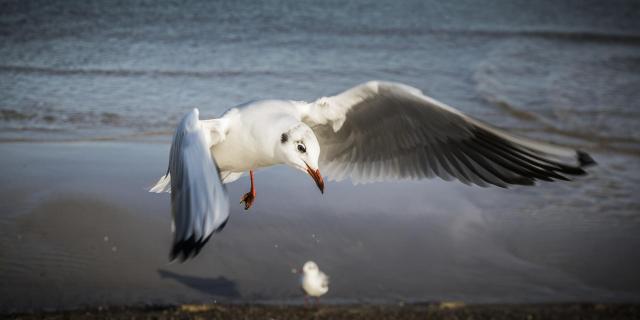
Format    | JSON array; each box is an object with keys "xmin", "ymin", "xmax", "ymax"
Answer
[
  {"xmin": 302, "ymin": 271, "xmax": 329, "ymax": 297},
  {"xmin": 211, "ymin": 100, "xmax": 303, "ymax": 172}
]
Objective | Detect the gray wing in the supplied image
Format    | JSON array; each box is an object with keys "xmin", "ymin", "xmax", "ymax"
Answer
[
  {"xmin": 149, "ymin": 114, "xmax": 230, "ymax": 193},
  {"xmin": 320, "ymin": 272, "xmax": 329, "ymax": 288},
  {"xmin": 167, "ymin": 108, "xmax": 229, "ymax": 261},
  {"xmin": 302, "ymin": 81, "xmax": 595, "ymax": 187}
]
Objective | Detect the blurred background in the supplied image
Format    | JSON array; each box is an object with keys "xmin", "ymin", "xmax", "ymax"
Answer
[{"xmin": 1, "ymin": 0, "xmax": 639, "ymax": 313}]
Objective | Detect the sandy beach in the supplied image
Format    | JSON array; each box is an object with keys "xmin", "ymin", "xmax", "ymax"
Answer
[
  {"xmin": 7, "ymin": 303, "xmax": 640, "ymax": 320},
  {"xmin": 1, "ymin": 141, "xmax": 639, "ymax": 314}
]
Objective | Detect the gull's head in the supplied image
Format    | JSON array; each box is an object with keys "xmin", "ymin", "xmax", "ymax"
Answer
[
  {"xmin": 303, "ymin": 261, "xmax": 319, "ymax": 274},
  {"xmin": 278, "ymin": 123, "xmax": 324, "ymax": 193}
]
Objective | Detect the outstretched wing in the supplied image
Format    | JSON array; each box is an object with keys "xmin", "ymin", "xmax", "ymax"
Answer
[
  {"xmin": 302, "ymin": 81, "xmax": 595, "ymax": 186},
  {"xmin": 166, "ymin": 108, "xmax": 229, "ymax": 261}
]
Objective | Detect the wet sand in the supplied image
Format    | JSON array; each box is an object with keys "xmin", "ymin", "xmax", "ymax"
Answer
[
  {"xmin": 8, "ymin": 303, "xmax": 640, "ymax": 320},
  {"xmin": 1, "ymin": 142, "xmax": 639, "ymax": 314}
]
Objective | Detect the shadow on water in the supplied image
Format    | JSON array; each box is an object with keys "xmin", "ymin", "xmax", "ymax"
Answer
[{"xmin": 157, "ymin": 269, "xmax": 241, "ymax": 298}]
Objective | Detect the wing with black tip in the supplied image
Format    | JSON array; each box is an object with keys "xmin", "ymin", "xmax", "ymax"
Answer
[
  {"xmin": 167, "ymin": 108, "xmax": 229, "ymax": 261},
  {"xmin": 302, "ymin": 81, "xmax": 596, "ymax": 187}
]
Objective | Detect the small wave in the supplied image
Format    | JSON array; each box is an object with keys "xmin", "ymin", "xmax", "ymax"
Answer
[
  {"xmin": 0, "ymin": 104, "xmax": 182, "ymax": 143},
  {"xmin": 0, "ymin": 65, "xmax": 278, "ymax": 79},
  {"xmin": 98, "ymin": 112, "xmax": 122, "ymax": 125},
  {"xmin": 0, "ymin": 109, "xmax": 38, "ymax": 121},
  {"xmin": 479, "ymin": 95, "xmax": 541, "ymax": 122},
  {"xmin": 472, "ymin": 94, "xmax": 640, "ymax": 156},
  {"xmin": 310, "ymin": 26, "xmax": 640, "ymax": 43},
  {"xmin": 0, "ymin": 107, "xmax": 129, "ymax": 126},
  {"xmin": 445, "ymin": 28, "xmax": 640, "ymax": 43},
  {"xmin": 0, "ymin": 134, "xmax": 170, "ymax": 144}
]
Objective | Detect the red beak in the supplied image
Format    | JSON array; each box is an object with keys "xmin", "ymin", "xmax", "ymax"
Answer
[{"xmin": 306, "ymin": 164, "xmax": 324, "ymax": 194}]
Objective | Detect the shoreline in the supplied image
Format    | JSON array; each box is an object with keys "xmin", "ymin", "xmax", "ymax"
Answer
[{"xmin": 6, "ymin": 302, "xmax": 640, "ymax": 320}]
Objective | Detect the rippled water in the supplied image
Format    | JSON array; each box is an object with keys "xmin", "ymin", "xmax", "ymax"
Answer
[
  {"xmin": 1, "ymin": 0, "xmax": 640, "ymax": 312},
  {"xmin": 1, "ymin": 0, "xmax": 639, "ymax": 147}
]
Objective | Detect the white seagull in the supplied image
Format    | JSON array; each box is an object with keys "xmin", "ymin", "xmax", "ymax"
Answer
[
  {"xmin": 301, "ymin": 261, "xmax": 329, "ymax": 305},
  {"xmin": 150, "ymin": 81, "xmax": 595, "ymax": 261}
]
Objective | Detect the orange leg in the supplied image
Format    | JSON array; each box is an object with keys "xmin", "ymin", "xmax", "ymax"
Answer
[{"xmin": 240, "ymin": 170, "xmax": 256, "ymax": 210}]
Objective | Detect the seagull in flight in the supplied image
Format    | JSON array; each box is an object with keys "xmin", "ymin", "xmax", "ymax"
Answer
[{"xmin": 150, "ymin": 81, "xmax": 595, "ymax": 261}]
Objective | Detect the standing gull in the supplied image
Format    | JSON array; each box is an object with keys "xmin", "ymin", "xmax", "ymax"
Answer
[
  {"xmin": 150, "ymin": 81, "xmax": 595, "ymax": 261},
  {"xmin": 301, "ymin": 261, "xmax": 329, "ymax": 305}
]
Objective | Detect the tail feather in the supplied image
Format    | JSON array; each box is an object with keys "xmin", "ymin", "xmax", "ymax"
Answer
[{"xmin": 149, "ymin": 174, "xmax": 171, "ymax": 193}]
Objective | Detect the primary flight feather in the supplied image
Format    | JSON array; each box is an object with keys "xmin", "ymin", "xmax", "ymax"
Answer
[{"xmin": 150, "ymin": 81, "xmax": 595, "ymax": 261}]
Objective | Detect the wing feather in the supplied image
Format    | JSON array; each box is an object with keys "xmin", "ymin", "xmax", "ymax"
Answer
[
  {"xmin": 302, "ymin": 81, "xmax": 595, "ymax": 187},
  {"xmin": 166, "ymin": 108, "xmax": 229, "ymax": 261}
]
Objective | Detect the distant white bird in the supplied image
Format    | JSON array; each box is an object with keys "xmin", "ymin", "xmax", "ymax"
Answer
[
  {"xmin": 150, "ymin": 81, "xmax": 595, "ymax": 261},
  {"xmin": 301, "ymin": 261, "xmax": 329, "ymax": 305}
]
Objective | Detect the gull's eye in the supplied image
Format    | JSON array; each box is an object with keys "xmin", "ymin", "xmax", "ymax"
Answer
[{"xmin": 297, "ymin": 144, "xmax": 306, "ymax": 153}]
